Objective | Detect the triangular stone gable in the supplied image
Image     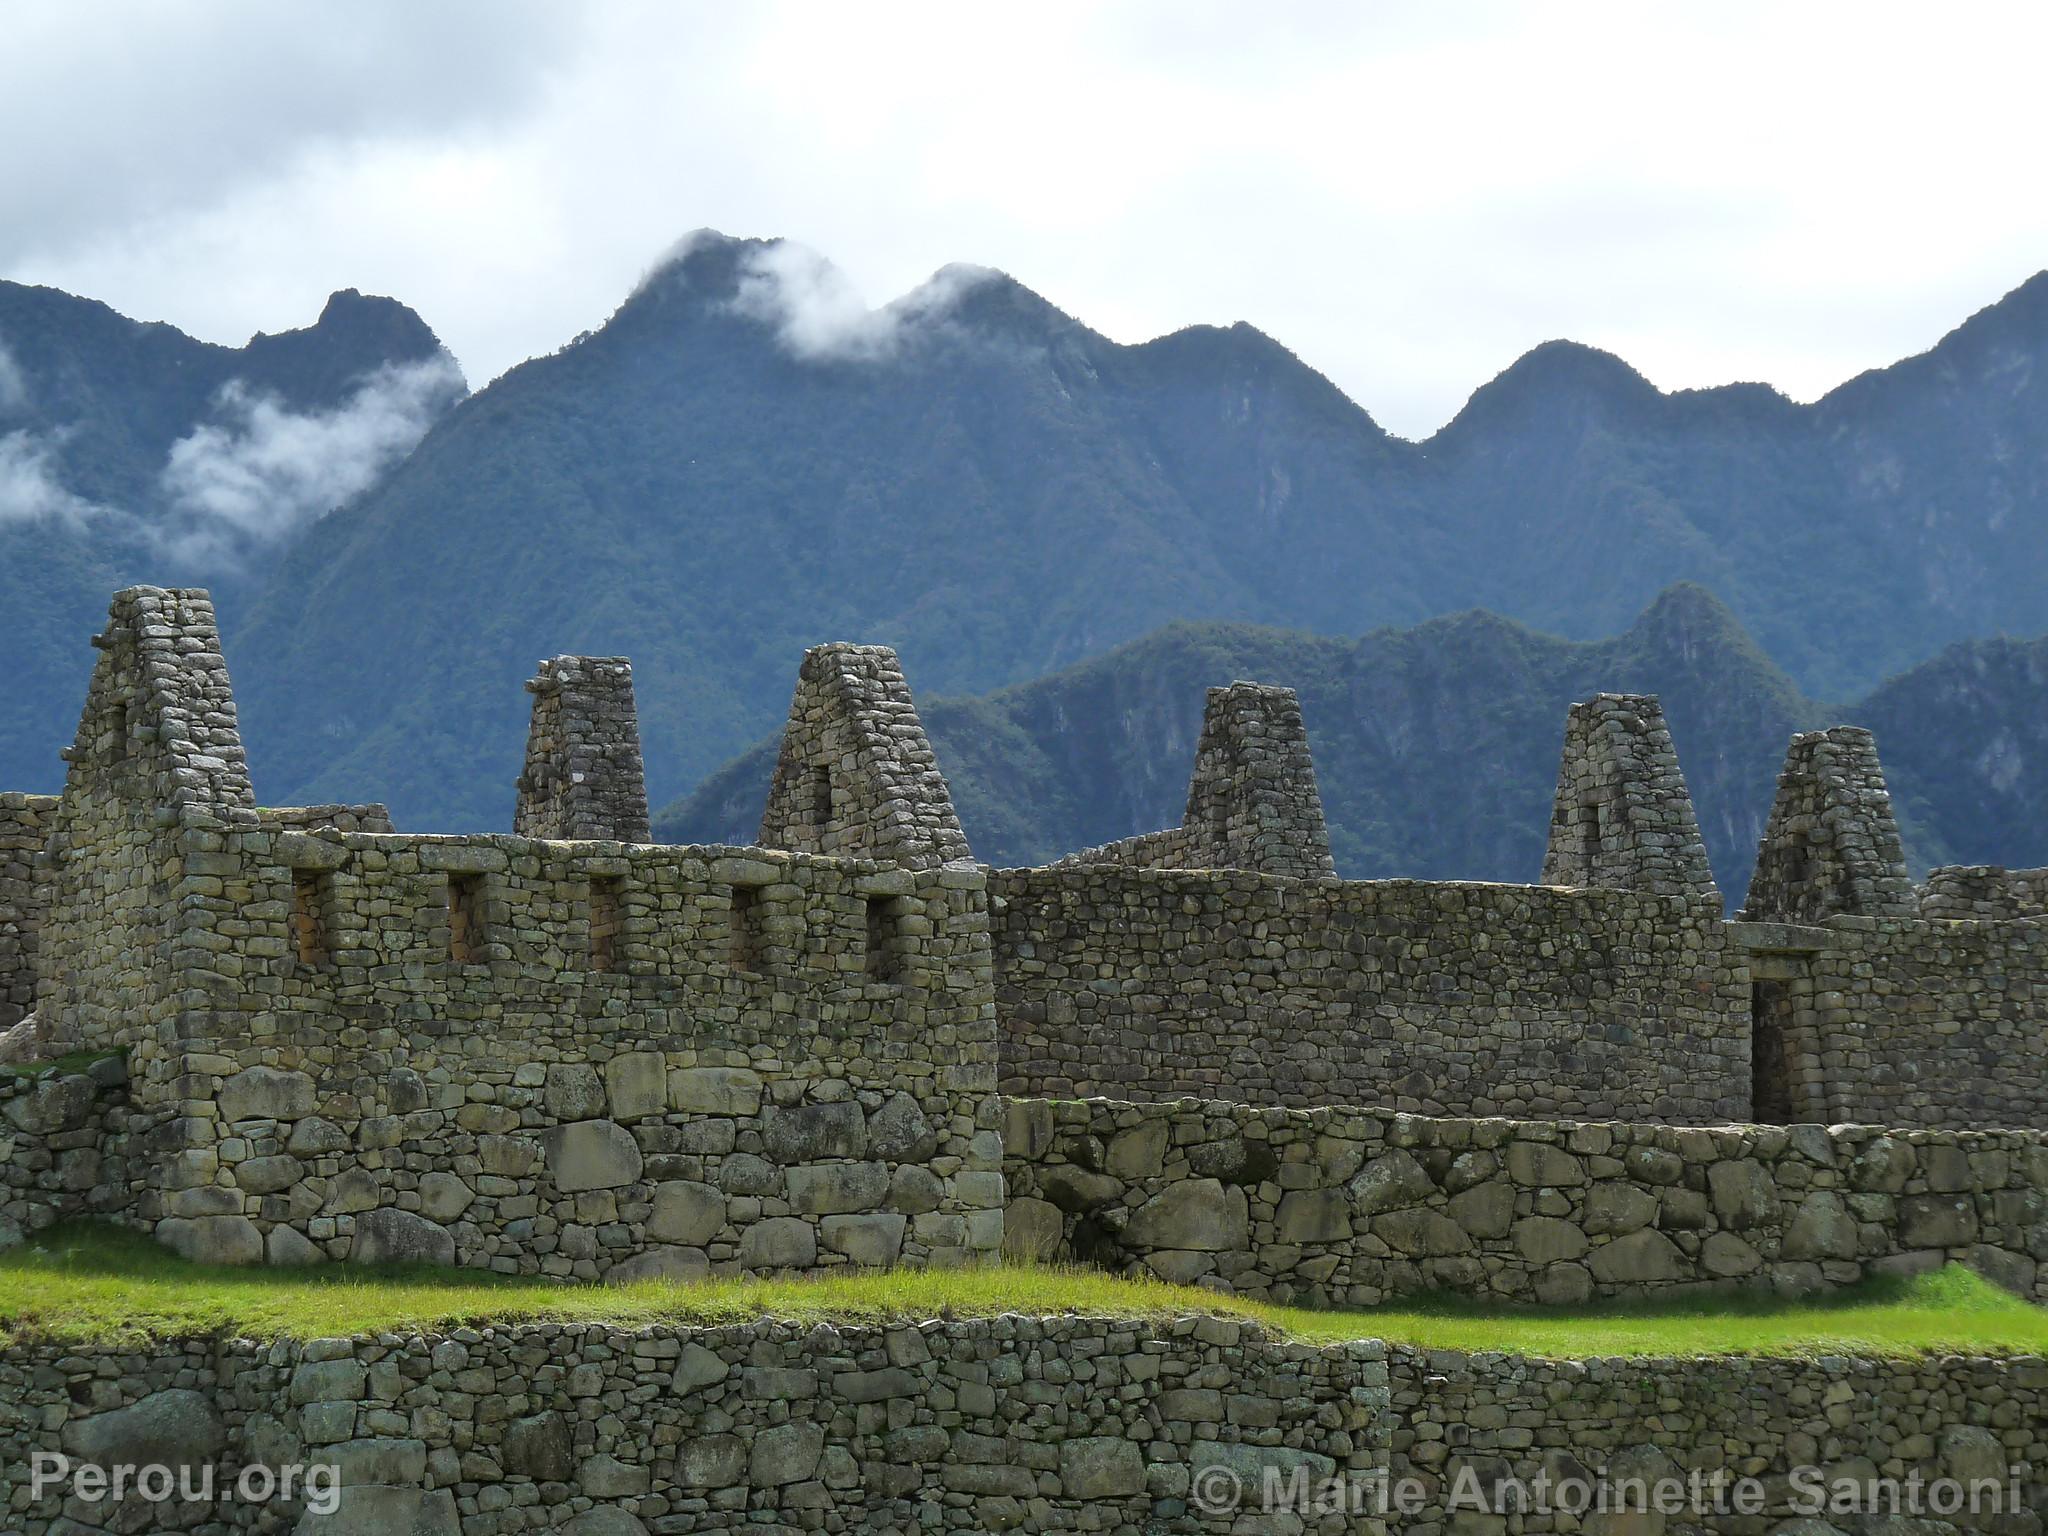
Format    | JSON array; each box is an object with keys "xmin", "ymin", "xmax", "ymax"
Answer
[
  {"xmin": 61, "ymin": 586, "xmax": 255, "ymax": 818},
  {"xmin": 1739, "ymin": 726, "xmax": 1916, "ymax": 922},
  {"xmin": 1540, "ymin": 693, "xmax": 1717, "ymax": 899},
  {"xmin": 759, "ymin": 643, "xmax": 970, "ymax": 870},
  {"xmin": 1180, "ymin": 683, "xmax": 1335, "ymax": 880}
]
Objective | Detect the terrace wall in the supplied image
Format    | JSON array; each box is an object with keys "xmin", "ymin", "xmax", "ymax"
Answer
[{"xmin": 1004, "ymin": 1096, "xmax": 2048, "ymax": 1305}]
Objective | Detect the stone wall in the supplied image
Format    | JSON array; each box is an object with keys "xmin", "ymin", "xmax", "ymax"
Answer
[
  {"xmin": 132, "ymin": 826, "xmax": 1001, "ymax": 1276},
  {"xmin": 0, "ymin": 1317, "xmax": 1389, "ymax": 1535},
  {"xmin": 1740, "ymin": 726, "xmax": 1918, "ymax": 923},
  {"xmin": 514, "ymin": 656, "xmax": 650, "ymax": 844},
  {"xmin": 1387, "ymin": 1350, "xmax": 2047, "ymax": 1534},
  {"xmin": 1922, "ymin": 865, "xmax": 2048, "ymax": 921},
  {"xmin": 759, "ymin": 643, "xmax": 972, "ymax": 871},
  {"xmin": 993, "ymin": 869, "xmax": 1749, "ymax": 1122},
  {"xmin": 1050, "ymin": 682, "xmax": 1335, "ymax": 880},
  {"xmin": 1538, "ymin": 693, "xmax": 1717, "ymax": 899},
  {"xmin": 0, "ymin": 793, "xmax": 54, "ymax": 1030},
  {"xmin": 254, "ymin": 804, "xmax": 396, "ymax": 834},
  {"xmin": 1739, "ymin": 914, "xmax": 2048, "ymax": 1131},
  {"xmin": 1003, "ymin": 1096, "xmax": 2048, "ymax": 1305},
  {"xmin": 6, "ymin": 1321, "xmax": 2045, "ymax": 1535},
  {"xmin": 0, "ymin": 1060, "xmax": 136, "ymax": 1248}
]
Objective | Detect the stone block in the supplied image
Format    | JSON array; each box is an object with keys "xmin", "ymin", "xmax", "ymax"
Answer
[{"xmin": 542, "ymin": 1119, "xmax": 643, "ymax": 1191}]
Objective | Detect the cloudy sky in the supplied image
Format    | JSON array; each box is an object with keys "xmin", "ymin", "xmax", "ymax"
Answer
[{"xmin": 7, "ymin": 1, "xmax": 2045, "ymax": 438}]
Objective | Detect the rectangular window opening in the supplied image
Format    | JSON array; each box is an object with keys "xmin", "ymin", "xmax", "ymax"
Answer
[
  {"xmin": 729, "ymin": 883, "xmax": 765, "ymax": 975},
  {"xmin": 291, "ymin": 869, "xmax": 330, "ymax": 968},
  {"xmin": 588, "ymin": 875, "xmax": 623, "ymax": 972},
  {"xmin": 865, "ymin": 895, "xmax": 905, "ymax": 985},
  {"xmin": 811, "ymin": 764, "xmax": 834, "ymax": 833},
  {"xmin": 1576, "ymin": 798, "xmax": 1602, "ymax": 871},
  {"xmin": 448, "ymin": 873, "xmax": 488, "ymax": 965},
  {"xmin": 109, "ymin": 701, "xmax": 130, "ymax": 763}
]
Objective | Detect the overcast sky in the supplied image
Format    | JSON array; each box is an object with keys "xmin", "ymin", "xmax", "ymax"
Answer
[{"xmin": 6, "ymin": 1, "xmax": 2045, "ymax": 438}]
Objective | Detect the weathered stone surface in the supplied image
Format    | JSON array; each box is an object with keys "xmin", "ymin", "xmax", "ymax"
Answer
[
  {"xmin": 1709, "ymin": 1160, "xmax": 1781, "ymax": 1229},
  {"xmin": 647, "ymin": 1180, "xmax": 726, "ymax": 1245},
  {"xmin": 1351, "ymin": 1150, "xmax": 1435, "ymax": 1213},
  {"xmin": 750, "ymin": 1422, "xmax": 824, "ymax": 1487},
  {"xmin": 766, "ymin": 1103, "xmax": 869, "ymax": 1164},
  {"xmin": 604, "ymin": 1051, "xmax": 667, "ymax": 1122},
  {"xmin": 502, "ymin": 1410, "xmax": 573, "ymax": 1481},
  {"xmin": 668, "ymin": 1067, "xmax": 763, "ymax": 1116},
  {"xmin": 62, "ymin": 1388, "xmax": 224, "ymax": 1469},
  {"xmin": 786, "ymin": 1160, "xmax": 889, "ymax": 1215},
  {"xmin": 541, "ymin": 1119, "xmax": 642, "ymax": 1192},
  {"xmin": 217, "ymin": 1066, "xmax": 316, "ymax": 1123},
  {"xmin": 742, "ymin": 1217, "xmax": 818, "ymax": 1270},
  {"xmin": 866, "ymin": 1092, "xmax": 937, "ymax": 1162},
  {"xmin": 350, "ymin": 1209, "xmax": 455, "ymax": 1267},
  {"xmin": 1059, "ymin": 1437, "xmax": 1145, "ymax": 1498},
  {"xmin": 822, "ymin": 1213, "xmax": 907, "ymax": 1266},
  {"xmin": 1003, "ymin": 1196, "xmax": 1063, "ymax": 1261},
  {"xmin": 1122, "ymin": 1180, "xmax": 1247, "ymax": 1251},
  {"xmin": 1588, "ymin": 1229, "xmax": 1685, "ymax": 1284}
]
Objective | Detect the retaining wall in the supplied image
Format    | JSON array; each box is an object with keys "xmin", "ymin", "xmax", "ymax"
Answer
[
  {"xmin": 0, "ymin": 1062, "xmax": 137, "ymax": 1248},
  {"xmin": 6, "ymin": 1321, "xmax": 2045, "ymax": 1534},
  {"xmin": 992, "ymin": 869, "xmax": 1749, "ymax": 1122},
  {"xmin": 1003, "ymin": 1096, "xmax": 2048, "ymax": 1305}
]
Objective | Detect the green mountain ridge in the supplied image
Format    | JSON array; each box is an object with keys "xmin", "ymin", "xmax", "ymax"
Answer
[
  {"xmin": 0, "ymin": 283, "xmax": 463, "ymax": 794},
  {"xmin": 211, "ymin": 237, "xmax": 2048, "ymax": 830},
  {"xmin": 657, "ymin": 584, "xmax": 2046, "ymax": 904}
]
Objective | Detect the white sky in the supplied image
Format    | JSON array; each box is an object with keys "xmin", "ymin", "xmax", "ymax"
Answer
[{"xmin": 6, "ymin": 0, "xmax": 2046, "ymax": 439}]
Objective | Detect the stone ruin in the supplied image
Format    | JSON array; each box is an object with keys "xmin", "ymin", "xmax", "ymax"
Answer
[{"xmin": 0, "ymin": 586, "xmax": 2044, "ymax": 1309}]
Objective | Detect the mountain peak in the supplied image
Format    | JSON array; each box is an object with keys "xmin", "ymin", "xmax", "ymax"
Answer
[{"xmin": 1432, "ymin": 338, "xmax": 1661, "ymax": 445}]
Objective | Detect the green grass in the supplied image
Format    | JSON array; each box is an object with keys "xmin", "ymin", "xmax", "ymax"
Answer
[{"xmin": 2, "ymin": 1223, "xmax": 2044, "ymax": 1359}]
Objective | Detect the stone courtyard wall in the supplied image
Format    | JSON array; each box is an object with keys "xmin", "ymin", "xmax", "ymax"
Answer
[
  {"xmin": 992, "ymin": 868, "xmax": 1749, "ymax": 1122},
  {"xmin": 5, "ymin": 1321, "xmax": 2045, "ymax": 1535},
  {"xmin": 0, "ymin": 1061, "xmax": 138, "ymax": 1248},
  {"xmin": 1922, "ymin": 865, "xmax": 2048, "ymax": 921},
  {"xmin": 0, "ymin": 793, "xmax": 54, "ymax": 1031},
  {"xmin": 130, "ymin": 826, "xmax": 1001, "ymax": 1277},
  {"xmin": 1739, "ymin": 915, "xmax": 2048, "ymax": 1131},
  {"xmin": 1003, "ymin": 1096, "xmax": 2048, "ymax": 1305},
  {"xmin": 0, "ymin": 1317, "xmax": 1388, "ymax": 1536},
  {"xmin": 1387, "ymin": 1349, "xmax": 2047, "ymax": 1534}
]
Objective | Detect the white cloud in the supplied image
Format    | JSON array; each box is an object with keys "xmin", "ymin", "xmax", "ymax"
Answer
[
  {"xmin": 724, "ymin": 243, "xmax": 997, "ymax": 361},
  {"xmin": 0, "ymin": 429, "xmax": 102, "ymax": 529},
  {"xmin": 7, "ymin": 2, "xmax": 2048, "ymax": 435},
  {"xmin": 154, "ymin": 354, "xmax": 463, "ymax": 565}
]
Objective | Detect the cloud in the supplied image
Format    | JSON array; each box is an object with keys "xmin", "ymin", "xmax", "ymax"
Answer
[
  {"xmin": 0, "ymin": 335, "xmax": 26, "ymax": 415},
  {"xmin": 0, "ymin": 429, "xmax": 102, "ymax": 529},
  {"xmin": 155, "ymin": 353, "xmax": 463, "ymax": 565},
  {"xmin": 726, "ymin": 242, "xmax": 997, "ymax": 361}
]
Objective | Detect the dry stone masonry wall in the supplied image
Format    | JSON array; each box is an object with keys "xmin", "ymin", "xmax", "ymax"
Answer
[
  {"xmin": 514, "ymin": 656, "xmax": 651, "ymax": 844},
  {"xmin": 1004, "ymin": 1096, "xmax": 2048, "ymax": 1306},
  {"xmin": 1923, "ymin": 865, "xmax": 2048, "ymax": 921},
  {"xmin": 759, "ymin": 643, "xmax": 972, "ymax": 872},
  {"xmin": 144, "ymin": 829, "xmax": 1000, "ymax": 1275},
  {"xmin": 994, "ymin": 869, "xmax": 1749, "ymax": 1122},
  {"xmin": 1538, "ymin": 693, "xmax": 1717, "ymax": 899},
  {"xmin": 1740, "ymin": 726, "xmax": 1918, "ymax": 923},
  {"xmin": 1051, "ymin": 682, "xmax": 1336, "ymax": 880},
  {"xmin": 6, "ymin": 1320, "xmax": 2045, "ymax": 1535},
  {"xmin": 0, "ymin": 1317, "xmax": 1391, "ymax": 1536},
  {"xmin": 0, "ymin": 1060, "xmax": 136, "ymax": 1249},
  {"xmin": 0, "ymin": 793, "xmax": 54, "ymax": 1030}
]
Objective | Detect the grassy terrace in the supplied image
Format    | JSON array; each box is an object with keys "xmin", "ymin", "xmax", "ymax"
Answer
[{"xmin": 2, "ymin": 1224, "xmax": 2044, "ymax": 1358}]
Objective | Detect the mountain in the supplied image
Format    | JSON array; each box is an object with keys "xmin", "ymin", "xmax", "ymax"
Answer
[
  {"xmin": 660, "ymin": 584, "xmax": 1812, "ymax": 896},
  {"xmin": 0, "ymin": 283, "xmax": 463, "ymax": 794},
  {"xmin": 209, "ymin": 237, "xmax": 2048, "ymax": 831},
  {"xmin": 659, "ymin": 585, "xmax": 2048, "ymax": 903}
]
